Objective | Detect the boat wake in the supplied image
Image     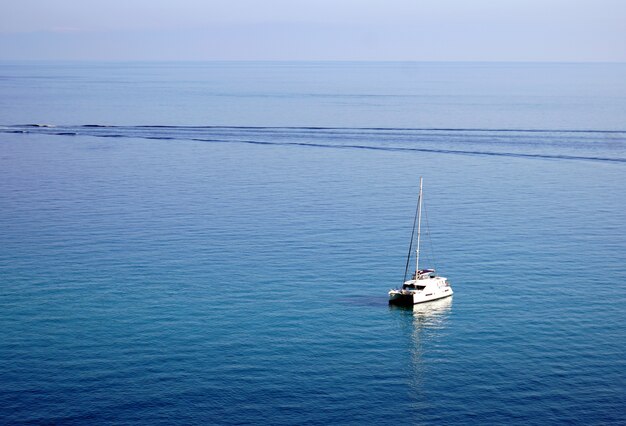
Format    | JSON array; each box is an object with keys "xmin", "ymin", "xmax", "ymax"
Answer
[{"xmin": 2, "ymin": 124, "xmax": 625, "ymax": 164}]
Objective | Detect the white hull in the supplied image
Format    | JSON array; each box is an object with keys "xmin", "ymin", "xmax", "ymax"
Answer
[{"xmin": 388, "ymin": 289, "xmax": 453, "ymax": 305}]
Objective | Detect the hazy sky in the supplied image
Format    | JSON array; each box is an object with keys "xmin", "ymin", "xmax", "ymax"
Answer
[{"xmin": 1, "ymin": 0, "xmax": 625, "ymax": 61}]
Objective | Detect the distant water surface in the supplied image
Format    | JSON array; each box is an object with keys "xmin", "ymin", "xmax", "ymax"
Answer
[
  {"xmin": 0, "ymin": 62, "xmax": 625, "ymax": 424},
  {"xmin": 1, "ymin": 61, "xmax": 626, "ymax": 129}
]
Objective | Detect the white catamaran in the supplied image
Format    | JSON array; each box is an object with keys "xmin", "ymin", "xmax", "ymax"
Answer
[{"xmin": 388, "ymin": 178, "xmax": 453, "ymax": 306}]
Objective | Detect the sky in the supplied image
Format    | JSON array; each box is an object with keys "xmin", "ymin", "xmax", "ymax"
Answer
[{"xmin": 1, "ymin": 0, "xmax": 625, "ymax": 61}]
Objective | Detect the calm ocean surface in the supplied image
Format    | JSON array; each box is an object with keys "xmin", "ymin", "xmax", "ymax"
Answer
[{"xmin": 1, "ymin": 62, "xmax": 625, "ymax": 424}]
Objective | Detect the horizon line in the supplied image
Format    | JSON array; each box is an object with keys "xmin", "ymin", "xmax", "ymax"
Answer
[{"xmin": 2, "ymin": 59, "xmax": 626, "ymax": 64}]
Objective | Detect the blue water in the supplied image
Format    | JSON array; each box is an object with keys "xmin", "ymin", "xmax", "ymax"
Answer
[{"xmin": 1, "ymin": 62, "xmax": 625, "ymax": 424}]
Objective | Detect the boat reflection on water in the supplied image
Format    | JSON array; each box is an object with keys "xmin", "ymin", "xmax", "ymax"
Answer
[{"xmin": 390, "ymin": 296, "xmax": 454, "ymax": 393}]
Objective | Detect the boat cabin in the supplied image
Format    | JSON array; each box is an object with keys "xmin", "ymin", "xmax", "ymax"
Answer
[{"xmin": 403, "ymin": 283, "xmax": 426, "ymax": 290}]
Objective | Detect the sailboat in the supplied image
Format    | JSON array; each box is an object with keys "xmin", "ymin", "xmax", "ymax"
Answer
[{"xmin": 388, "ymin": 178, "xmax": 453, "ymax": 306}]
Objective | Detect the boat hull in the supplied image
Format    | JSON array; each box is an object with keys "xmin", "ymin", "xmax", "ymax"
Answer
[{"xmin": 389, "ymin": 289, "xmax": 453, "ymax": 306}]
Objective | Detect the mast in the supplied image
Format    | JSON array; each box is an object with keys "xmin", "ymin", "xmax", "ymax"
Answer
[
  {"xmin": 402, "ymin": 179, "xmax": 420, "ymax": 285},
  {"xmin": 415, "ymin": 177, "xmax": 423, "ymax": 280}
]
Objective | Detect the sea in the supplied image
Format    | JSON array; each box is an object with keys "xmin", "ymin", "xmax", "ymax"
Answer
[{"xmin": 1, "ymin": 61, "xmax": 625, "ymax": 425}]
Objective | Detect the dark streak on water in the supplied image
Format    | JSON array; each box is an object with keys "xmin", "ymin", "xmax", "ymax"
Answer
[{"xmin": 3, "ymin": 124, "xmax": 626, "ymax": 163}]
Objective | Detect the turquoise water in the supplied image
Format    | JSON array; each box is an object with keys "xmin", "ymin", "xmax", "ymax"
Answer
[{"xmin": 1, "ymin": 62, "xmax": 625, "ymax": 424}]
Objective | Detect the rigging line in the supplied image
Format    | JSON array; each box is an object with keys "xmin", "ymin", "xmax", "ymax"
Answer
[
  {"xmin": 403, "ymin": 190, "xmax": 421, "ymax": 285},
  {"xmin": 423, "ymin": 196, "xmax": 438, "ymax": 272}
]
